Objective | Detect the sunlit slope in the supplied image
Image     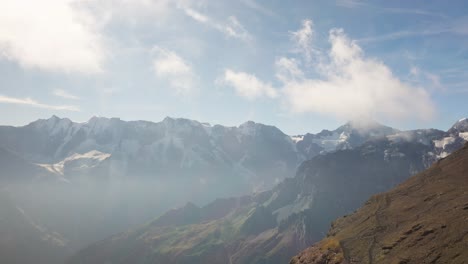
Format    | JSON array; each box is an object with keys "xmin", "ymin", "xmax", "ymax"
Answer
[{"xmin": 291, "ymin": 143, "xmax": 468, "ymax": 264}]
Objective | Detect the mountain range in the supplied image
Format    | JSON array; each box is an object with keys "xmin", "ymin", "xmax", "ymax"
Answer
[
  {"xmin": 0, "ymin": 116, "xmax": 407, "ymax": 263},
  {"xmin": 64, "ymin": 117, "xmax": 468, "ymax": 264}
]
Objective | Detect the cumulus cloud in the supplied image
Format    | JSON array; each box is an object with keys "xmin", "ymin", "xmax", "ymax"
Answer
[
  {"xmin": 152, "ymin": 47, "xmax": 197, "ymax": 95},
  {"xmin": 183, "ymin": 8, "xmax": 252, "ymax": 42},
  {"xmin": 53, "ymin": 89, "xmax": 81, "ymax": 100},
  {"xmin": 220, "ymin": 69, "xmax": 277, "ymax": 100},
  {"xmin": 0, "ymin": 95, "xmax": 79, "ymax": 111},
  {"xmin": 283, "ymin": 28, "xmax": 435, "ymax": 121},
  {"xmin": 222, "ymin": 20, "xmax": 435, "ymax": 122},
  {"xmin": 0, "ymin": 0, "xmax": 106, "ymax": 74}
]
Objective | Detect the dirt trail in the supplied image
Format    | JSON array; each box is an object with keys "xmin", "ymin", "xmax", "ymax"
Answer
[{"xmin": 367, "ymin": 194, "xmax": 390, "ymax": 264}]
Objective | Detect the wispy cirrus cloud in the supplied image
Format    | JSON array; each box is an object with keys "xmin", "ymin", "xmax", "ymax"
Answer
[
  {"xmin": 380, "ymin": 7, "xmax": 447, "ymax": 18},
  {"xmin": 336, "ymin": 0, "xmax": 447, "ymax": 18},
  {"xmin": 0, "ymin": 95, "xmax": 80, "ymax": 111},
  {"xmin": 290, "ymin": 19, "xmax": 316, "ymax": 63},
  {"xmin": 240, "ymin": 0, "xmax": 277, "ymax": 17},
  {"xmin": 182, "ymin": 8, "xmax": 252, "ymax": 42},
  {"xmin": 358, "ymin": 18, "xmax": 468, "ymax": 43},
  {"xmin": 335, "ymin": 0, "xmax": 365, "ymax": 8},
  {"xmin": 53, "ymin": 89, "xmax": 80, "ymax": 100}
]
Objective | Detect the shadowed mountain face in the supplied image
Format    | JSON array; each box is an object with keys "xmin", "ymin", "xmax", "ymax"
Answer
[
  {"xmin": 67, "ymin": 136, "xmax": 467, "ymax": 264},
  {"xmin": 290, "ymin": 143, "xmax": 468, "ymax": 264}
]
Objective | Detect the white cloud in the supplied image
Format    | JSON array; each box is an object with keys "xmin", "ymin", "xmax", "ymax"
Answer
[
  {"xmin": 357, "ymin": 29, "xmax": 442, "ymax": 43},
  {"xmin": 290, "ymin": 19, "xmax": 315, "ymax": 63},
  {"xmin": 0, "ymin": 0, "xmax": 106, "ymax": 74},
  {"xmin": 282, "ymin": 28, "xmax": 435, "ymax": 121},
  {"xmin": 152, "ymin": 47, "xmax": 197, "ymax": 94},
  {"xmin": 53, "ymin": 89, "xmax": 81, "ymax": 100},
  {"xmin": 183, "ymin": 8, "xmax": 252, "ymax": 42},
  {"xmin": 336, "ymin": 0, "xmax": 365, "ymax": 8},
  {"xmin": 275, "ymin": 57, "xmax": 304, "ymax": 83},
  {"xmin": 184, "ymin": 8, "xmax": 210, "ymax": 23},
  {"xmin": 95, "ymin": 0, "xmax": 173, "ymax": 19},
  {"xmin": 0, "ymin": 95, "xmax": 79, "ymax": 111},
  {"xmin": 240, "ymin": 0, "xmax": 277, "ymax": 17},
  {"xmin": 337, "ymin": 0, "xmax": 446, "ymax": 18},
  {"xmin": 222, "ymin": 21, "xmax": 435, "ymax": 122},
  {"xmin": 220, "ymin": 69, "xmax": 277, "ymax": 100},
  {"xmin": 358, "ymin": 19, "xmax": 468, "ymax": 43}
]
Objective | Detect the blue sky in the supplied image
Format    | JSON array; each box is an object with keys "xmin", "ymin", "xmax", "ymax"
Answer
[{"xmin": 0, "ymin": 0, "xmax": 467, "ymax": 134}]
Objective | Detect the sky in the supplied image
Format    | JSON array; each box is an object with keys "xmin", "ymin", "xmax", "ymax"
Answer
[{"xmin": 0, "ymin": 0, "xmax": 467, "ymax": 134}]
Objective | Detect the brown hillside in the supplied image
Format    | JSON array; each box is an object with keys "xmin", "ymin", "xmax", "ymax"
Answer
[{"xmin": 291, "ymin": 143, "xmax": 468, "ymax": 264}]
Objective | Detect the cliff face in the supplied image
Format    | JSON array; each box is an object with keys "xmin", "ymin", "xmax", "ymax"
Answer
[{"xmin": 290, "ymin": 143, "xmax": 468, "ymax": 264}]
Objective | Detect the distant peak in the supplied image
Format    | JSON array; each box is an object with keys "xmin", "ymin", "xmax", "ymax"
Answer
[
  {"xmin": 49, "ymin": 115, "xmax": 60, "ymax": 120},
  {"xmin": 338, "ymin": 119, "xmax": 396, "ymax": 133},
  {"xmin": 162, "ymin": 116, "xmax": 174, "ymax": 122},
  {"xmin": 161, "ymin": 116, "xmax": 202, "ymax": 127},
  {"xmin": 87, "ymin": 116, "xmax": 110, "ymax": 123},
  {"xmin": 240, "ymin": 120, "xmax": 257, "ymax": 127},
  {"xmin": 345, "ymin": 119, "xmax": 384, "ymax": 129},
  {"xmin": 29, "ymin": 115, "xmax": 72, "ymax": 132},
  {"xmin": 41, "ymin": 115, "xmax": 72, "ymax": 124},
  {"xmin": 449, "ymin": 117, "xmax": 468, "ymax": 133}
]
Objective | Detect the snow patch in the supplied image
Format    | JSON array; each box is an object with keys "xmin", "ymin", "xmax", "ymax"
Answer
[
  {"xmin": 438, "ymin": 152, "xmax": 450, "ymax": 159},
  {"xmin": 434, "ymin": 136, "xmax": 456, "ymax": 149},
  {"xmin": 459, "ymin": 132, "xmax": 468, "ymax": 141},
  {"xmin": 290, "ymin": 135, "xmax": 304, "ymax": 143},
  {"xmin": 38, "ymin": 150, "xmax": 111, "ymax": 176},
  {"xmin": 312, "ymin": 131, "xmax": 349, "ymax": 152}
]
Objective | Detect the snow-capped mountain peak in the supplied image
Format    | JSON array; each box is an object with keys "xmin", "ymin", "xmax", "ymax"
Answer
[{"xmin": 449, "ymin": 117, "xmax": 468, "ymax": 133}]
